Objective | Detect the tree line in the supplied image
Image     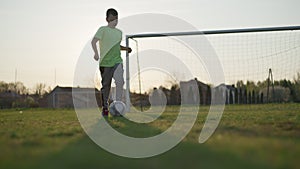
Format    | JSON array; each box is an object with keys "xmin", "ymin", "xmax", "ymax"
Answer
[
  {"xmin": 131, "ymin": 73, "xmax": 300, "ymax": 106},
  {"xmin": 0, "ymin": 81, "xmax": 50, "ymax": 108},
  {"xmin": 1, "ymin": 72, "xmax": 300, "ymax": 109}
]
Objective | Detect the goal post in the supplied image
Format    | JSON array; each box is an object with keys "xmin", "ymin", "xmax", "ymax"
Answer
[{"xmin": 125, "ymin": 25, "xmax": 300, "ymax": 109}]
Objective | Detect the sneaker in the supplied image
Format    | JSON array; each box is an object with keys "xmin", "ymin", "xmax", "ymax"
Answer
[{"xmin": 102, "ymin": 107, "xmax": 109, "ymax": 117}]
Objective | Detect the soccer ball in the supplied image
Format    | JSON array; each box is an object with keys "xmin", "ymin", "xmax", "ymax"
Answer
[{"xmin": 109, "ymin": 101, "xmax": 126, "ymax": 116}]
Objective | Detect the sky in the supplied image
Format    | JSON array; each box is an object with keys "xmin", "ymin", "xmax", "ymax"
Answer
[{"xmin": 0, "ymin": 0, "xmax": 300, "ymax": 91}]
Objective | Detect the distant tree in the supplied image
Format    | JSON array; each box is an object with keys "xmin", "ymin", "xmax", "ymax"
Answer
[
  {"xmin": 260, "ymin": 92, "xmax": 264, "ymax": 103},
  {"xmin": 7, "ymin": 82, "xmax": 16, "ymax": 92},
  {"xmin": 170, "ymin": 84, "xmax": 180, "ymax": 105},
  {"xmin": 34, "ymin": 83, "xmax": 47, "ymax": 97},
  {"xmin": 246, "ymin": 81, "xmax": 258, "ymax": 92},
  {"xmin": 15, "ymin": 82, "xmax": 28, "ymax": 94},
  {"xmin": 236, "ymin": 80, "xmax": 245, "ymax": 88},
  {"xmin": 244, "ymin": 88, "xmax": 248, "ymax": 104},
  {"xmin": 45, "ymin": 86, "xmax": 53, "ymax": 95},
  {"xmin": 159, "ymin": 86, "xmax": 170, "ymax": 104},
  {"xmin": 257, "ymin": 79, "xmax": 269, "ymax": 89},
  {"xmin": 236, "ymin": 80, "xmax": 245, "ymax": 104},
  {"xmin": 0, "ymin": 81, "xmax": 28, "ymax": 94},
  {"xmin": 0, "ymin": 81, "xmax": 8, "ymax": 92},
  {"xmin": 293, "ymin": 73, "xmax": 300, "ymax": 102},
  {"xmin": 252, "ymin": 90, "xmax": 256, "ymax": 104}
]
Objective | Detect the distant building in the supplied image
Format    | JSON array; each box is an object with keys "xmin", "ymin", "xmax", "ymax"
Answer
[
  {"xmin": 0, "ymin": 91, "xmax": 21, "ymax": 109},
  {"xmin": 47, "ymin": 86, "xmax": 101, "ymax": 108},
  {"xmin": 180, "ymin": 78, "xmax": 211, "ymax": 105},
  {"xmin": 213, "ymin": 84, "xmax": 236, "ymax": 104}
]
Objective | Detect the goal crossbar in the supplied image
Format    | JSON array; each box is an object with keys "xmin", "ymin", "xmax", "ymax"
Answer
[{"xmin": 126, "ymin": 25, "xmax": 300, "ymax": 39}]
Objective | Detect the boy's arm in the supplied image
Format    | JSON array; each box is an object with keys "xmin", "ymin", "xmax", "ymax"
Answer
[
  {"xmin": 120, "ymin": 45, "xmax": 132, "ymax": 53},
  {"xmin": 91, "ymin": 37, "xmax": 100, "ymax": 61}
]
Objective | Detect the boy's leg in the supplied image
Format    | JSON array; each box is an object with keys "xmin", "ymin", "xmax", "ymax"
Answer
[
  {"xmin": 113, "ymin": 63, "xmax": 125, "ymax": 101},
  {"xmin": 100, "ymin": 66, "xmax": 115, "ymax": 110}
]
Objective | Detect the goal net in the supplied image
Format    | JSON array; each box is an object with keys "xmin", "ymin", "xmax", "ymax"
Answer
[{"xmin": 125, "ymin": 26, "xmax": 300, "ymax": 107}]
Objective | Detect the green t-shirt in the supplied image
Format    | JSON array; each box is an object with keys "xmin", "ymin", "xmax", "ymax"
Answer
[{"xmin": 94, "ymin": 26, "xmax": 122, "ymax": 67}]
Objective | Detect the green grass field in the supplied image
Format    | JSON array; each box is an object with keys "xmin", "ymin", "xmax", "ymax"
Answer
[{"xmin": 0, "ymin": 103, "xmax": 299, "ymax": 169}]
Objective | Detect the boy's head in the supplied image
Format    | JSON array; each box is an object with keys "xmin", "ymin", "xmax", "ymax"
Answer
[{"xmin": 106, "ymin": 8, "xmax": 118, "ymax": 28}]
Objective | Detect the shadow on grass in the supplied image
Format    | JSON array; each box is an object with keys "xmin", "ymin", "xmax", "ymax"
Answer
[{"xmin": 31, "ymin": 117, "xmax": 271, "ymax": 169}]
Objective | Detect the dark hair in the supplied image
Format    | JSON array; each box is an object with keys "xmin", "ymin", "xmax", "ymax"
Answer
[{"xmin": 106, "ymin": 8, "xmax": 118, "ymax": 17}]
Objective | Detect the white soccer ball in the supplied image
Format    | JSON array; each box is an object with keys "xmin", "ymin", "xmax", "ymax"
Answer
[{"xmin": 109, "ymin": 101, "xmax": 126, "ymax": 116}]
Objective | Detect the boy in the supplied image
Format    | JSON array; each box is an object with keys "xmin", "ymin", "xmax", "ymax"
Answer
[{"xmin": 91, "ymin": 8, "xmax": 132, "ymax": 116}]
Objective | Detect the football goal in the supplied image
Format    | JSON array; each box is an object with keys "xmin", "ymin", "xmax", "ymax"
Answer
[{"xmin": 124, "ymin": 26, "xmax": 300, "ymax": 108}]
